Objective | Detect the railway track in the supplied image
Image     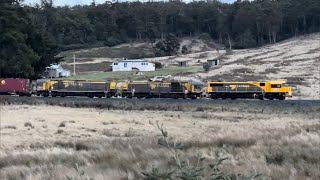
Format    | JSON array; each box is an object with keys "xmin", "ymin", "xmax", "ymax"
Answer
[{"xmin": 1, "ymin": 95, "xmax": 319, "ymax": 114}]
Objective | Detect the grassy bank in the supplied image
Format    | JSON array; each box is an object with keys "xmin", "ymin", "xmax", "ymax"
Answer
[{"xmin": 0, "ymin": 103, "xmax": 319, "ymax": 179}]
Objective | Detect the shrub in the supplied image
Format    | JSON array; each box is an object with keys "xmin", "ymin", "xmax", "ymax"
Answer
[
  {"xmin": 198, "ymin": 33, "xmax": 212, "ymax": 41},
  {"xmin": 155, "ymin": 41, "xmax": 167, "ymax": 57},
  {"xmin": 57, "ymin": 129, "xmax": 64, "ymax": 134},
  {"xmin": 59, "ymin": 121, "xmax": 66, "ymax": 127},
  {"xmin": 225, "ymin": 48, "xmax": 233, "ymax": 55},
  {"xmin": 155, "ymin": 62, "xmax": 163, "ymax": 69},
  {"xmin": 154, "ymin": 34, "xmax": 180, "ymax": 57},
  {"xmin": 24, "ymin": 122, "xmax": 33, "ymax": 128},
  {"xmin": 104, "ymin": 36, "xmax": 122, "ymax": 47},
  {"xmin": 181, "ymin": 45, "xmax": 189, "ymax": 54},
  {"xmin": 203, "ymin": 63, "xmax": 211, "ymax": 72},
  {"xmin": 142, "ymin": 121, "xmax": 269, "ymax": 180},
  {"xmin": 3, "ymin": 125, "xmax": 17, "ymax": 129},
  {"xmin": 66, "ymin": 163, "xmax": 93, "ymax": 180}
]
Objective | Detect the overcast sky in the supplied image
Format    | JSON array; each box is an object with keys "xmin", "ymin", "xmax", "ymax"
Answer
[{"xmin": 23, "ymin": 0, "xmax": 236, "ymax": 6}]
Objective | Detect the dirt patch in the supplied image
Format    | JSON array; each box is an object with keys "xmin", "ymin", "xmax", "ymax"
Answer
[
  {"xmin": 231, "ymin": 68, "xmax": 254, "ymax": 74},
  {"xmin": 285, "ymin": 76, "xmax": 309, "ymax": 86},
  {"xmin": 62, "ymin": 62, "xmax": 112, "ymax": 72}
]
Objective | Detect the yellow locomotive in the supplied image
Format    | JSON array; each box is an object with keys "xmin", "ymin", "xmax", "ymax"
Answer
[
  {"xmin": 35, "ymin": 79, "xmax": 58, "ymax": 97},
  {"xmin": 33, "ymin": 79, "xmax": 292, "ymax": 100},
  {"xmin": 50, "ymin": 80, "xmax": 117, "ymax": 98},
  {"xmin": 253, "ymin": 81, "xmax": 292, "ymax": 100},
  {"xmin": 121, "ymin": 81, "xmax": 202, "ymax": 99},
  {"xmin": 207, "ymin": 81, "xmax": 292, "ymax": 100}
]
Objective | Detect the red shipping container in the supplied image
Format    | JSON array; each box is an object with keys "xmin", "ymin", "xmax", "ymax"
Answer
[{"xmin": 0, "ymin": 78, "xmax": 31, "ymax": 96}]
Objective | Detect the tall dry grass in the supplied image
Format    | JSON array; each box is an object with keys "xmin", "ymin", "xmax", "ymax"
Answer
[{"xmin": 0, "ymin": 121, "xmax": 319, "ymax": 180}]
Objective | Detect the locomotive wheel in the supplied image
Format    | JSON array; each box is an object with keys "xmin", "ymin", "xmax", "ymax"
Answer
[
  {"xmin": 258, "ymin": 94, "xmax": 264, "ymax": 100},
  {"xmin": 211, "ymin": 95, "xmax": 218, "ymax": 99}
]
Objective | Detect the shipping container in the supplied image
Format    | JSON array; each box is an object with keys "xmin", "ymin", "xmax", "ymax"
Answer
[{"xmin": 0, "ymin": 78, "xmax": 31, "ymax": 96}]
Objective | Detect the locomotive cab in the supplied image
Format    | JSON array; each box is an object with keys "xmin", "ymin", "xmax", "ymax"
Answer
[{"xmin": 257, "ymin": 81, "xmax": 292, "ymax": 100}]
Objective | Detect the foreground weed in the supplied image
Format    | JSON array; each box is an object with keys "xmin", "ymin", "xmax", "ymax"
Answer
[
  {"xmin": 66, "ymin": 163, "xmax": 93, "ymax": 180},
  {"xmin": 143, "ymin": 121, "xmax": 271, "ymax": 180}
]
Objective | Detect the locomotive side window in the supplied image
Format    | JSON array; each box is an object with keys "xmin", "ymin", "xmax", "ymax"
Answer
[
  {"xmin": 271, "ymin": 84, "xmax": 281, "ymax": 88},
  {"xmin": 260, "ymin": 83, "xmax": 265, "ymax": 86},
  {"xmin": 210, "ymin": 84, "xmax": 223, "ymax": 87}
]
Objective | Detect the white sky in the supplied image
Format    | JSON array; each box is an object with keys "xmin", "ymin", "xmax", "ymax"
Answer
[{"xmin": 23, "ymin": 0, "xmax": 236, "ymax": 6}]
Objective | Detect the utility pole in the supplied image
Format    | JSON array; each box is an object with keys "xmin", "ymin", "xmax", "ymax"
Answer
[{"xmin": 73, "ymin": 54, "xmax": 76, "ymax": 76}]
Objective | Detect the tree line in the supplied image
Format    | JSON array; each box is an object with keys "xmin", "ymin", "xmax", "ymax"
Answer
[
  {"xmin": 33, "ymin": 0, "xmax": 319, "ymax": 50},
  {"xmin": 0, "ymin": 0, "xmax": 319, "ymax": 78},
  {"xmin": 0, "ymin": 0, "xmax": 61, "ymax": 79}
]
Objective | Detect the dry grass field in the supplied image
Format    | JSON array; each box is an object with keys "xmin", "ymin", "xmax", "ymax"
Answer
[{"xmin": 0, "ymin": 100, "xmax": 319, "ymax": 180}]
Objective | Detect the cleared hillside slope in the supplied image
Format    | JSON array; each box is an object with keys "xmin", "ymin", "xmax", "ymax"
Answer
[
  {"xmin": 60, "ymin": 33, "xmax": 319, "ymax": 99},
  {"xmin": 196, "ymin": 33, "xmax": 320, "ymax": 100}
]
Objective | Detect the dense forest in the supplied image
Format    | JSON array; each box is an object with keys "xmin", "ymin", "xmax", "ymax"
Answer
[
  {"xmin": 0, "ymin": 0, "xmax": 319, "ymax": 78},
  {"xmin": 32, "ymin": 0, "xmax": 320, "ymax": 50}
]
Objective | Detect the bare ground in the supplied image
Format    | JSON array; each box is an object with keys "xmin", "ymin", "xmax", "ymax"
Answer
[{"xmin": 0, "ymin": 102, "xmax": 319, "ymax": 180}]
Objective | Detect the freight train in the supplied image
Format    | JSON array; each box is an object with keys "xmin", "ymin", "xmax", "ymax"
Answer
[{"xmin": 0, "ymin": 78, "xmax": 293, "ymax": 100}]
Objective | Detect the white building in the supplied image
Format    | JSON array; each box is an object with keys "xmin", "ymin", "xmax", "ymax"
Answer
[
  {"xmin": 111, "ymin": 59, "xmax": 155, "ymax": 72},
  {"xmin": 45, "ymin": 64, "xmax": 71, "ymax": 78}
]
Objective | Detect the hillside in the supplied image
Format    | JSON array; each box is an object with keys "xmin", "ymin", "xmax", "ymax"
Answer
[
  {"xmin": 60, "ymin": 33, "xmax": 320, "ymax": 100},
  {"xmin": 195, "ymin": 33, "xmax": 320, "ymax": 100}
]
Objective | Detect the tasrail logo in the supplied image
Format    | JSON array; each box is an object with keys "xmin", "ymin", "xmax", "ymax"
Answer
[
  {"xmin": 229, "ymin": 85, "xmax": 237, "ymax": 90},
  {"xmin": 229, "ymin": 84, "xmax": 250, "ymax": 90},
  {"xmin": 1, "ymin": 80, "xmax": 5, "ymax": 85}
]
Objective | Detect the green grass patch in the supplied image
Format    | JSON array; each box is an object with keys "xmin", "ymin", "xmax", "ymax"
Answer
[{"xmin": 64, "ymin": 66, "xmax": 202, "ymax": 81}]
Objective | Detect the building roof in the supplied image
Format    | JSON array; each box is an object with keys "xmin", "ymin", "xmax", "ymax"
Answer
[
  {"xmin": 118, "ymin": 59, "xmax": 147, "ymax": 63},
  {"xmin": 47, "ymin": 64, "xmax": 62, "ymax": 69}
]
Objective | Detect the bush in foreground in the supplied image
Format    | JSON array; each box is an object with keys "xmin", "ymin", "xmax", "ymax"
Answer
[{"xmin": 142, "ymin": 121, "xmax": 270, "ymax": 180}]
